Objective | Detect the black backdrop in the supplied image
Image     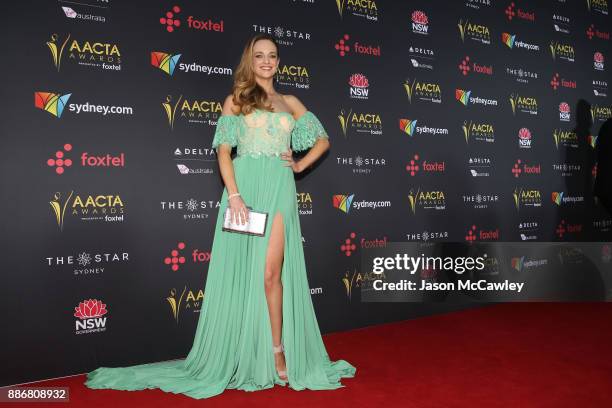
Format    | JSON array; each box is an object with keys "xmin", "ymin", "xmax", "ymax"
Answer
[{"xmin": 1, "ymin": 0, "xmax": 611, "ymax": 386}]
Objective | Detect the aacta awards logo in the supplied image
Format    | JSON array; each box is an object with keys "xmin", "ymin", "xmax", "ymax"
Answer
[
  {"xmin": 337, "ymin": 108, "xmax": 383, "ymax": 137},
  {"xmin": 151, "ymin": 51, "xmax": 182, "ymax": 75},
  {"xmin": 335, "ymin": 0, "xmax": 379, "ymax": 21},
  {"xmin": 457, "ymin": 19, "xmax": 491, "ymax": 44},
  {"xmin": 74, "ymin": 298, "xmax": 108, "ymax": 335},
  {"xmin": 46, "ymin": 33, "xmax": 121, "ymax": 72},
  {"xmin": 403, "ymin": 78, "xmax": 442, "ymax": 103},
  {"xmin": 162, "ymin": 95, "xmax": 223, "ymax": 130}
]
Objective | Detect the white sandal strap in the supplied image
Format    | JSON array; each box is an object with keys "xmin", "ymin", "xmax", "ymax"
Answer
[{"xmin": 272, "ymin": 343, "xmax": 284, "ymax": 353}]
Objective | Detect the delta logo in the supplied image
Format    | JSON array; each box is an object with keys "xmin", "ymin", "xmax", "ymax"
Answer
[
  {"xmin": 46, "ymin": 34, "xmax": 121, "ymax": 71},
  {"xmin": 407, "ymin": 188, "xmax": 446, "ymax": 214},
  {"xmin": 74, "ymin": 298, "xmax": 108, "ymax": 335},
  {"xmin": 455, "ymin": 89, "xmax": 498, "ymax": 107},
  {"xmin": 403, "ymin": 79, "xmax": 442, "ymax": 104},
  {"xmin": 594, "ymin": 52, "xmax": 605, "ymax": 71},
  {"xmin": 35, "ymin": 92, "xmax": 134, "ymax": 119},
  {"xmin": 405, "ymin": 154, "xmax": 445, "ymax": 176},
  {"xmin": 553, "ymin": 14, "xmax": 571, "ymax": 34},
  {"xmin": 511, "ymin": 159, "xmax": 541, "ymax": 178},
  {"xmin": 505, "ymin": 2, "xmax": 536, "ymax": 21},
  {"xmin": 550, "ymin": 41, "xmax": 575, "ymax": 62},
  {"xmin": 586, "ymin": 23, "xmax": 610, "ymax": 40},
  {"xmin": 555, "ymin": 220, "xmax": 583, "ymax": 239},
  {"xmin": 559, "ymin": 102, "xmax": 571, "ymax": 122},
  {"xmin": 457, "ymin": 19, "xmax": 491, "ymax": 44},
  {"xmin": 458, "ymin": 56, "xmax": 493, "ymax": 76},
  {"xmin": 550, "ymin": 73, "xmax": 577, "ymax": 90},
  {"xmin": 349, "ymin": 73, "xmax": 370, "ymax": 100},
  {"xmin": 593, "ymin": 80, "xmax": 608, "ymax": 97},
  {"xmin": 338, "ymin": 109, "xmax": 383, "ymax": 137},
  {"xmin": 399, "ymin": 119, "xmax": 449, "ymax": 137},
  {"xmin": 276, "ymin": 64, "xmax": 311, "ymax": 89},
  {"xmin": 334, "ymin": 34, "xmax": 381, "ymax": 57},
  {"xmin": 465, "ymin": 224, "xmax": 499, "ymax": 243},
  {"xmin": 509, "ymin": 93, "xmax": 538, "ymax": 115},
  {"xmin": 551, "ymin": 192, "xmax": 585, "ymax": 206},
  {"xmin": 591, "ymin": 105, "xmax": 612, "ymax": 122},
  {"xmin": 335, "ymin": 0, "xmax": 379, "ymax": 22},
  {"xmin": 513, "ymin": 188, "xmax": 543, "ymax": 211},
  {"xmin": 151, "ymin": 51, "xmax": 182, "ymax": 75},
  {"xmin": 47, "ymin": 143, "xmax": 126, "ymax": 175},
  {"xmin": 586, "ymin": 0, "xmax": 609, "ymax": 16},
  {"xmin": 411, "ymin": 10, "xmax": 430, "ymax": 35},
  {"xmin": 462, "ymin": 120, "xmax": 495, "ymax": 143},
  {"xmin": 162, "ymin": 95, "xmax": 223, "ymax": 130},
  {"xmin": 553, "ymin": 128, "xmax": 579, "ymax": 149},
  {"xmin": 517, "ymin": 127, "xmax": 533, "ymax": 149},
  {"xmin": 501, "ymin": 32, "xmax": 540, "ymax": 51},
  {"xmin": 159, "ymin": 5, "xmax": 224, "ymax": 33}
]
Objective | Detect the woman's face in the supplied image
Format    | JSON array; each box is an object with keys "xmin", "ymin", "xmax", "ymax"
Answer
[{"xmin": 252, "ymin": 39, "xmax": 279, "ymax": 79}]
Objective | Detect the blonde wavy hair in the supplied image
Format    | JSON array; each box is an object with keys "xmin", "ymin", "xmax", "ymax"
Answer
[{"xmin": 229, "ymin": 34, "xmax": 280, "ymax": 115}]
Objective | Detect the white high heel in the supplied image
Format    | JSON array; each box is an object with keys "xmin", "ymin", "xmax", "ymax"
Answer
[{"xmin": 273, "ymin": 343, "xmax": 288, "ymax": 381}]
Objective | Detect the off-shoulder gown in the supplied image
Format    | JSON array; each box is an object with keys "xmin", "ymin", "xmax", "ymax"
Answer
[{"xmin": 84, "ymin": 109, "xmax": 356, "ymax": 399}]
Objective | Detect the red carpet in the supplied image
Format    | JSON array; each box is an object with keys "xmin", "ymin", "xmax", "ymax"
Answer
[{"xmin": 5, "ymin": 303, "xmax": 612, "ymax": 407}]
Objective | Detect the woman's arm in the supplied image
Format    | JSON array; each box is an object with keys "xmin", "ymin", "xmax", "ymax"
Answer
[
  {"xmin": 283, "ymin": 95, "xmax": 330, "ymax": 173},
  {"xmin": 216, "ymin": 95, "xmax": 248, "ymax": 224},
  {"xmin": 216, "ymin": 95, "xmax": 240, "ymax": 195}
]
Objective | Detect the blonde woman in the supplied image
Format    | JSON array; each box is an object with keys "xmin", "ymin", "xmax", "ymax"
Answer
[{"xmin": 85, "ymin": 33, "xmax": 356, "ymax": 399}]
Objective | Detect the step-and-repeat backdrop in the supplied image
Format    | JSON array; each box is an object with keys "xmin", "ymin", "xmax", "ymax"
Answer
[{"xmin": 1, "ymin": 0, "xmax": 611, "ymax": 386}]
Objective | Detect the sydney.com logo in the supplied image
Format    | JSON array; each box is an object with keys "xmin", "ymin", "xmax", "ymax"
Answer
[{"xmin": 34, "ymin": 92, "xmax": 134, "ymax": 118}]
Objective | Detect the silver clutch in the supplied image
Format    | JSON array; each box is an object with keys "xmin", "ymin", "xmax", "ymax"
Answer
[{"xmin": 222, "ymin": 206, "xmax": 268, "ymax": 237}]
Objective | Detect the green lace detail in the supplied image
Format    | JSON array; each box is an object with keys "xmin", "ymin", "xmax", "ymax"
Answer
[
  {"xmin": 211, "ymin": 109, "xmax": 328, "ymax": 157},
  {"xmin": 291, "ymin": 111, "xmax": 329, "ymax": 152}
]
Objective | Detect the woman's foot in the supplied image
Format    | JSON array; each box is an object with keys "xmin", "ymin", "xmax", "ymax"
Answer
[{"xmin": 273, "ymin": 343, "xmax": 288, "ymax": 381}]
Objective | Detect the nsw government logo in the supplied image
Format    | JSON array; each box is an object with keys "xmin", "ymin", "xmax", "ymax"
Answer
[{"xmin": 411, "ymin": 10, "xmax": 430, "ymax": 35}]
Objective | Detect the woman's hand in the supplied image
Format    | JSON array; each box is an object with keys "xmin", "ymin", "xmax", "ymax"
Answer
[
  {"xmin": 281, "ymin": 148, "xmax": 303, "ymax": 173},
  {"xmin": 228, "ymin": 194, "xmax": 249, "ymax": 225}
]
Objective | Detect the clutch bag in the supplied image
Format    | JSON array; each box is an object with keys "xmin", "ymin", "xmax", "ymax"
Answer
[{"xmin": 222, "ymin": 206, "xmax": 268, "ymax": 237}]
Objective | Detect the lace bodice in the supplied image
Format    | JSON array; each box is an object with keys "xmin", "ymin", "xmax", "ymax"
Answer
[{"xmin": 211, "ymin": 109, "xmax": 329, "ymax": 158}]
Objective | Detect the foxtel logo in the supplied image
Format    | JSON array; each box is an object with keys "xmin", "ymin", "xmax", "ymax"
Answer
[{"xmin": 502, "ymin": 33, "xmax": 540, "ymax": 51}]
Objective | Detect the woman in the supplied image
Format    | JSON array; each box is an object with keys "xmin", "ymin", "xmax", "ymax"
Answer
[{"xmin": 84, "ymin": 34, "xmax": 356, "ymax": 399}]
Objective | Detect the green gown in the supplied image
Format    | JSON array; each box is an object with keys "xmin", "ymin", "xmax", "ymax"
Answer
[{"xmin": 84, "ymin": 108, "xmax": 356, "ymax": 399}]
